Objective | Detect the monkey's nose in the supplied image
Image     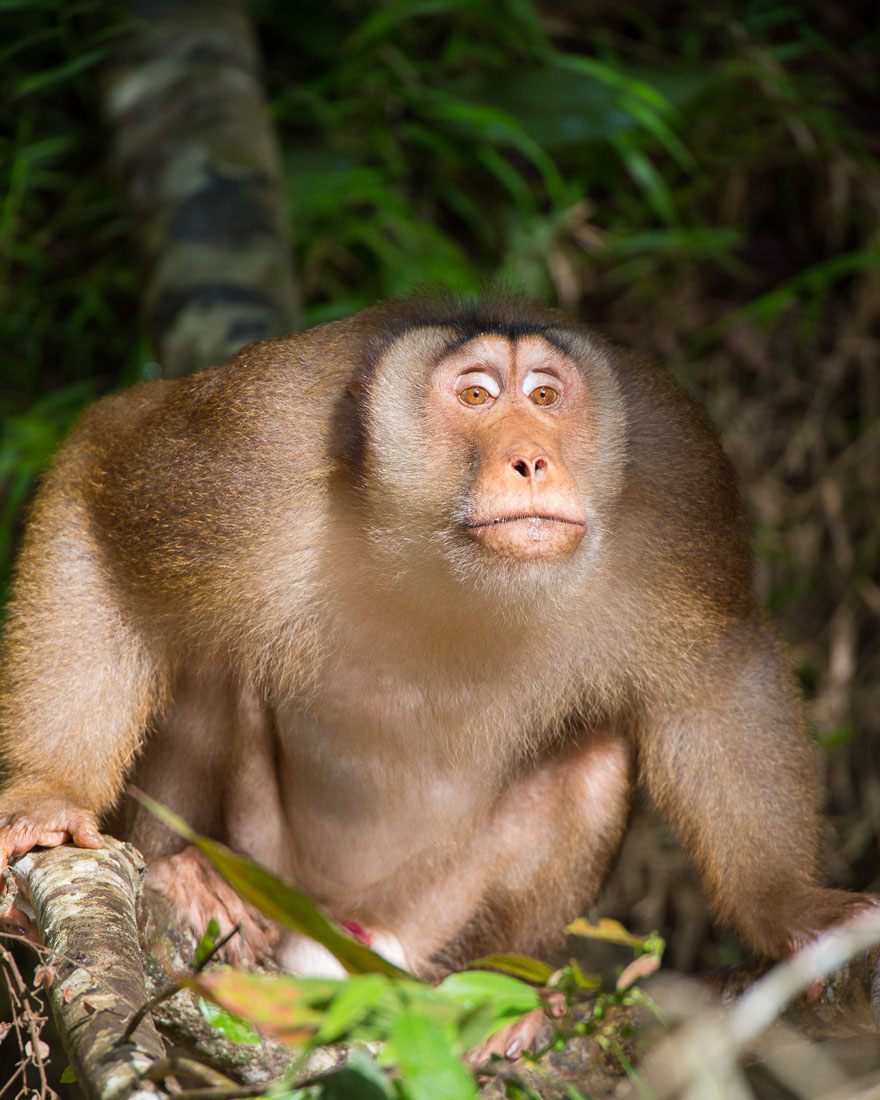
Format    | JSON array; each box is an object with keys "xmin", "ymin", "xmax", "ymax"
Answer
[{"xmin": 510, "ymin": 455, "xmax": 549, "ymax": 479}]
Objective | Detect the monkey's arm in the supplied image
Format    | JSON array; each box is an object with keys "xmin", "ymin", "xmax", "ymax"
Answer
[
  {"xmin": 639, "ymin": 618, "xmax": 875, "ymax": 959},
  {"xmin": 0, "ymin": 459, "xmax": 167, "ymax": 865}
]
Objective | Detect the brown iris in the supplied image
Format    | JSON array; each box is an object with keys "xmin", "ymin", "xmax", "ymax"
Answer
[
  {"xmin": 530, "ymin": 385, "xmax": 559, "ymax": 407},
  {"xmin": 459, "ymin": 386, "xmax": 490, "ymax": 406}
]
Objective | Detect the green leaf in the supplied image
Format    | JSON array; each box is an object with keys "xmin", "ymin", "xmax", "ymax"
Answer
[
  {"xmin": 438, "ymin": 970, "xmax": 541, "ymax": 1019},
  {"xmin": 134, "ymin": 793, "xmax": 410, "ymax": 978},
  {"xmin": 193, "ymin": 971, "xmax": 338, "ymax": 1046},
  {"xmin": 713, "ymin": 250, "xmax": 880, "ymax": 332},
  {"xmin": 467, "ymin": 953, "xmax": 555, "ymax": 984},
  {"xmin": 15, "ymin": 47, "xmax": 109, "ymax": 96},
  {"xmin": 311, "ymin": 1051, "xmax": 395, "ymax": 1099},
  {"xmin": 316, "ymin": 974, "xmax": 393, "ymax": 1043},
  {"xmin": 198, "ymin": 997, "xmax": 261, "ymax": 1045},
  {"xmin": 612, "ymin": 132, "xmax": 677, "ymax": 223},
  {"xmin": 383, "ymin": 1010, "xmax": 477, "ymax": 1100},
  {"xmin": 60, "ymin": 1067, "xmax": 77, "ymax": 1084},
  {"xmin": 194, "ymin": 917, "xmax": 221, "ymax": 969}
]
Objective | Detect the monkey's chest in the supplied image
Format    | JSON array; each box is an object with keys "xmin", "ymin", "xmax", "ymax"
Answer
[
  {"xmin": 272, "ymin": 660, "xmax": 523, "ymax": 894},
  {"xmin": 278, "ymin": 662, "xmax": 503, "ymax": 809}
]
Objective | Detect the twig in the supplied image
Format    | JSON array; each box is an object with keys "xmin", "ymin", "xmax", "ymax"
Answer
[
  {"xmin": 0, "ymin": 942, "xmax": 58, "ymax": 1100},
  {"xmin": 141, "ymin": 1056, "xmax": 238, "ymax": 1088},
  {"xmin": 161, "ymin": 1087, "xmax": 273, "ymax": 1100},
  {"xmin": 121, "ymin": 923, "xmax": 242, "ymax": 1045},
  {"xmin": 162, "ymin": 1065, "xmax": 342, "ymax": 1100}
]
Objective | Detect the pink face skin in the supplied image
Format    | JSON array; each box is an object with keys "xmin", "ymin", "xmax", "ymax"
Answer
[{"xmin": 428, "ymin": 334, "xmax": 591, "ymax": 560}]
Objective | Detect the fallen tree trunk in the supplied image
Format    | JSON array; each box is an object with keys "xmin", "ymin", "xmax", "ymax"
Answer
[{"xmin": 8, "ymin": 841, "xmax": 162, "ymax": 1100}]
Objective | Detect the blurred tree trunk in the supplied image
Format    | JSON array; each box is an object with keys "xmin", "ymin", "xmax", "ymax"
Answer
[{"xmin": 101, "ymin": 0, "xmax": 300, "ymax": 378}]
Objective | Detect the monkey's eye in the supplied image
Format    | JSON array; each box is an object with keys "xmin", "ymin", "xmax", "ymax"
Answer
[
  {"xmin": 459, "ymin": 386, "xmax": 492, "ymax": 406},
  {"xmin": 529, "ymin": 385, "xmax": 559, "ymax": 407}
]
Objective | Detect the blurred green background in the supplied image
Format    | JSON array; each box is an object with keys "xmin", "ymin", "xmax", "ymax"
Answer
[{"xmin": 1, "ymin": 0, "xmax": 878, "ymax": 970}]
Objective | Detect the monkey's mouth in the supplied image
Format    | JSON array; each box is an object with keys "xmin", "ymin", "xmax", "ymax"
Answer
[
  {"xmin": 464, "ymin": 513, "xmax": 588, "ymax": 559},
  {"xmin": 466, "ymin": 513, "xmax": 586, "ymax": 530}
]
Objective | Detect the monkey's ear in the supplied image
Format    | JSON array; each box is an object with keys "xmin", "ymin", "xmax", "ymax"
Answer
[{"xmin": 347, "ymin": 380, "xmax": 362, "ymax": 399}]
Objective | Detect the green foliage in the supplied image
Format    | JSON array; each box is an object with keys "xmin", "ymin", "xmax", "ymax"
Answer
[
  {"xmin": 260, "ymin": 0, "xmax": 719, "ymax": 312},
  {"xmin": 198, "ymin": 996, "xmax": 262, "ymax": 1046},
  {"xmin": 2, "ymin": 0, "xmax": 879, "ymax": 991},
  {"xmin": 193, "ymin": 916, "xmax": 223, "ymax": 969},
  {"xmin": 0, "ymin": 0, "xmax": 142, "ymax": 594},
  {"xmin": 147, "ymin": 793, "xmax": 660, "ymax": 1098}
]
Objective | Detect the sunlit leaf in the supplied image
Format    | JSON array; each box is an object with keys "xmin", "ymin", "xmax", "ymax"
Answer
[
  {"xmin": 197, "ymin": 996, "xmax": 261, "ymax": 1045},
  {"xmin": 466, "ymin": 953, "xmax": 555, "ymax": 984},
  {"xmin": 193, "ymin": 970, "xmax": 338, "ymax": 1046},
  {"xmin": 438, "ymin": 969, "xmax": 541, "ymax": 1043},
  {"xmin": 383, "ymin": 1010, "xmax": 477, "ymax": 1100},
  {"xmin": 566, "ymin": 917, "xmax": 652, "ymax": 949},
  {"xmin": 315, "ymin": 973, "xmax": 393, "ymax": 1043}
]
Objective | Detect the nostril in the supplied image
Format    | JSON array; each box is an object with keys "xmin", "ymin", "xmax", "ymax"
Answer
[{"xmin": 510, "ymin": 456, "xmax": 548, "ymax": 478}]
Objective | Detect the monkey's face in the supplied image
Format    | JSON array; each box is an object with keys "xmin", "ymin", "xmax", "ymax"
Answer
[
  {"xmin": 426, "ymin": 334, "xmax": 591, "ymax": 561},
  {"xmin": 362, "ymin": 327, "xmax": 623, "ymax": 597}
]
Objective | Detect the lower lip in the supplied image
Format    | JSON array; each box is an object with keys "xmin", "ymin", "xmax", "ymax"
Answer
[{"xmin": 465, "ymin": 515, "xmax": 588, "ymax": 559}]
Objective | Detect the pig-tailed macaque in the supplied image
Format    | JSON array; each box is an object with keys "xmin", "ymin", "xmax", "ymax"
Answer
[{"xmin": 0, "ymin": 296, "xmax": 874, "ymax": 989}]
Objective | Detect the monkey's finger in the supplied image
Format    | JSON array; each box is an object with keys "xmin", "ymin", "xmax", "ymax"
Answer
[
  {"xmin": 0, "ymin": 818, "xmax": 103, "ymax": 865},
  {"xmin": 0, "ymin": 827, "xmax": 69, "ymax": 861},
  {"xmin": 467, "ymin": 1006, "xmax": 548, "ymax": 1066},
  {"xmin": 0, "ymin": 901, "xmax": 40, "ymax": 942},
  {"xmin": 539, "ymin": 989, "xmax": 567, "ymax": 1017},
  {"xmin": 67, "ymin": 821, "xmax": 104, "ymax": 850}
]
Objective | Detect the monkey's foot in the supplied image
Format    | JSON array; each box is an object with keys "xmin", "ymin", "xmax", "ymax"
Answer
[
  {"xmin": 144, "ymin": 845, "xmax": 280, "ymax": 966},
  {"xmin": 467, "ymin": 990, "xmax": 566, "ymax": 1066},
  {"xmin": 0, "ymin": 798, "xmax": 103, "ymax": 866}
]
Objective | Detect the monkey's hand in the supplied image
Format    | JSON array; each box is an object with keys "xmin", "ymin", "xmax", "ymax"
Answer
[{"xmin": 0, "ymin": 797, "xmax": 103, "ymax": 867}]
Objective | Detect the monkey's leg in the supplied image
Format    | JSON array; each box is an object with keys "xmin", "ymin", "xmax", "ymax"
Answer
[
  {"xmin": 395, "ymin": 729, "xmax": 634, "ymax": 976},
  {"xmin": 114, "ymin": 671, "xmax": 289, "ymax": 965},
  {"xmin": 640, "ymin": 622, "xmax": 878, "ymax": 958},
  {"xmin": 423, "ymin": 728, "xmax": 631, "ymax": 1064}
]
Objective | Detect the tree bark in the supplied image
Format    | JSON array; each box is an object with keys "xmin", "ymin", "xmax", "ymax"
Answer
[
  {"xmin": 8, "ymin": 841, "xmax": 162, "ymax": 1100},
  {"xmin": 101, "ymin": 0, "xmax": 300, "ymax": 378}
]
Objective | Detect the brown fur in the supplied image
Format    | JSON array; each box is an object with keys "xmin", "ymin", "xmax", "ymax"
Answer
[{"xmin": 0, "ymin": 295, "xmax": 874, "ymax": 973}]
